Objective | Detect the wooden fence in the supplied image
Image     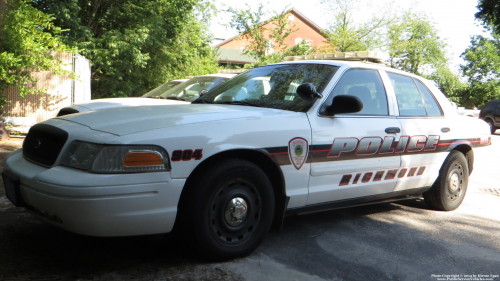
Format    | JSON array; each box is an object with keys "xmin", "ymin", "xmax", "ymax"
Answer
[{"xmin": 2, "ymin": 52, "xmax": 91, "ymax": 123}]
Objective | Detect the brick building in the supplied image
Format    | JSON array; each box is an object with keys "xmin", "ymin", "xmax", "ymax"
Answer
[{"xmin": 215, "ymin": 8, "xmax": 330, "ymax": 67}]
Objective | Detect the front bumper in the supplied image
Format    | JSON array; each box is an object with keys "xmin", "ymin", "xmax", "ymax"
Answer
[{"xmin": 3, "ymin": 150, "xmax": 186, "ymax": 237}]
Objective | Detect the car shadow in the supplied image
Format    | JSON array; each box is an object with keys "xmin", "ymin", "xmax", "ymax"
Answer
[{"xmin": 0, "ymin": 206, "xmax": 209, "ymax": 280}]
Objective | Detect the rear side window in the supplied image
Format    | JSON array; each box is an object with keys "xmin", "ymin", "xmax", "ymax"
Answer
[
  {"xmin": 388, "ymin": 73, "xmax": 443, "ymax": 116},
  {"xmin": 415, "ymin": 80, "xmax": 442, "ymax": 116},
  {"xmin": 323, "ymin": 69, "xmax": 389, "ymax": 115}
]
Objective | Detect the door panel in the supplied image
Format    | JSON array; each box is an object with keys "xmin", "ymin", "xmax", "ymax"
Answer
[
  {"xmin": 394, "ymin": 118, "xmax": 449, "ymax": 191},
  {"xmin": 386, "ymin": 72, "xmax": 451, "ymax": 191},
  {"xmin": 307, "ymin": 116, "xmax": 402, "ymax": 205},
  {"xmin": 308, "ymin": 68, "xmax": 404, "ymax": 205}
]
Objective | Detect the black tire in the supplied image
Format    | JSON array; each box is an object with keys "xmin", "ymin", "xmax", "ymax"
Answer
[
  {"xmin": 486, "ymin": 119, "xmax": 496, "ymax": 134},
  {"xmin": 424, "ymin": 151, "xmax": 469, "ymax": 211},
  {"xmin": 183, "ymin": 158, "xmax": 275, "ymax": 261}
]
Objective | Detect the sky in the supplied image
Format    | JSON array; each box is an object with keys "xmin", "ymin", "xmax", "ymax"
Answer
[{"xmin": 209, "ymin": 0, "xmax": 489, "ymax": 73}]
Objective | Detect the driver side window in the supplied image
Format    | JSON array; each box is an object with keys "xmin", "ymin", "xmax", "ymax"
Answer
[{"xmin": 321, "ymin": 69, "xmax": 389, "ymax": 116}]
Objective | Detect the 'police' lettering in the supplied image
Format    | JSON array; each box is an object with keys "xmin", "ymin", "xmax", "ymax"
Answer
[
  {"xmin": 327, "ymin": 135, "xmax": 445, "ymax": 157},
  {"xmin": 328, "ymin": 138, "xmax": 358, "ymax": 157},
  {"xmin": 356, "ymin": 137, "xmax": 382, "ymax": 155},
  {"xmin": 407, "ymin": 136, "xmax": 427, "ymax": 152}
]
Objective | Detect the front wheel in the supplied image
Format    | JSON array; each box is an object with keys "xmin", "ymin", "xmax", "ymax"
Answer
[
  {"xmin": 424, "ymin": 151, "xmax": 469, "ymax": 211},
  {"xmin": 185, "ymin": 159, "xmax": 275, "ymax": 261}
]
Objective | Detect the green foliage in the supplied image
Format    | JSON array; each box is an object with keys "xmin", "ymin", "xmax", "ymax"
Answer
[
  {"xmin": 458, "ymin": 34, "xmax": 500, "ymax": 108},
  {"xmin": 428, "ymin": 66, "xmax": 466, "ymax": 103},
  {"xmin": 475, "ymin": 0, "xmax": 500, "ymax": 33},
  {"xmin": 455, "ymin": 80, "xmax": 500, "ymax": 109},
  {"xmin": 0, "ymin": 0, "xmax": 72, "ymax": 108},
  {"xmin": 226, "ymin": 4, "xmax": 319, "ymax": 68},
  {"xmin": 243, "ymin": 39, "xmax": 319, "ymax": 69},
  {"xmin": 386, "ymin": 12, "xmax": 467, "ymax": 104},
  {"xmin": 387, "ymin": 12, "xmax": 447, "ymax": 76},
  {"xmin": 458, "ymin": 1, "xmax": 500, "ymax": 109},
  {"xmin": 226, "ymin": 4, "xmax": 296, "ymax": 59},
  {"xmin": 321, "ymin": 0, "xmax": 396, "ymax": 52},
  {"xmin": 32, "ymin": 0, "xmax": 220, "ymax": 99},
  {"xmin": 461, "ymin": 35, "xmax": 500, "ymax": 82}
]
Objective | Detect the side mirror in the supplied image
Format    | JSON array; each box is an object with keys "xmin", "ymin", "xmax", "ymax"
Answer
[
  {"xmin": 324, "ymin": 95, "xmax": 363, "ymax": 116},
  {"xmin": 296, "ymin": 83, "xmax": 323, "ymax": 101},
  {"xmin": 199, "ymin": 89, "xmax": 209, "ymax": 96}
]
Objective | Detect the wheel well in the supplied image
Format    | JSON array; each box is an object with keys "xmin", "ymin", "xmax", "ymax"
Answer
[
  {"xmin": 452, "ymin": 145, "xmax": 473, "ymax": 175},
  {"xmin": 177, "ymin": 149, "xmax": 287, "ymax": 231}
]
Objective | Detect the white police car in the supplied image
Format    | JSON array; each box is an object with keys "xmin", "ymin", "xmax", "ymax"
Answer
[{"xmin": 2, "ymin": 51, "xmax": 491, "ymax": 260}]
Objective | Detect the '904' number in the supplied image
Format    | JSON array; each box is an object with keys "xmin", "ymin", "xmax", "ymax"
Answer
[{"xmin": 171, "ymin": 149, "xmax": 203, "ymax": 161}]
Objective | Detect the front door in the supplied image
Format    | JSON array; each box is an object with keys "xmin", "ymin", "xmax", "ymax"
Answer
[{"xmin": 307, "ymin": 68, "xmax": 402, "ymax": 205}]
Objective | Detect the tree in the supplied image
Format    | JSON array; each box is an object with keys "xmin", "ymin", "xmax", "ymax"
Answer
[
  {"xmin": 386, "ymin": 12, "xmax": 448, "ymax": 75},
  {"xmin": 225, "ymin": 4, "xmax": 319, "ymax": 68},
  {"xmin": 321, "ymin": 0, "xmax": 396, "ymax": 52},
  {"xmin": 386, "ymin": 12, "xmax": 466, "ymax": 102},
  {"xmin": 461, "ymin": 35, "xmax": 500, "ymax": 82},
  {"xmin": 475, "ymin": 0, "xmax": 500, "ymax": 33},
  {"xmin": 31, "ymin": 0, "xmax": 220, "ymax": 99},
  {"xmin": 0, "ymin": 0, "xmax": 73, "ymax": 107},
  {"xmin": 458, "ymin": 34, "xmax": 500, "ymax": 108},
  {"xmin": 428, "ymin": 66, "xmax": 466, "ymax": 103}
]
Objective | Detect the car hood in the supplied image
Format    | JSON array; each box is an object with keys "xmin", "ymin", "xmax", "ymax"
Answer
[
  {"xmin": 56, "ymin": 104, "xmax": 289, "ymax": 136},
  {"xmin": 72, "ymin": 98, "xmax": 186, "ymax": 111}
]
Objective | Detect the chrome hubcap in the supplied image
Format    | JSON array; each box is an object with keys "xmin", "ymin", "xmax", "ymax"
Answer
[
  {"xmin": 225, "ymin": 197, "xmax": 248, "ymax": 226},
  {"xmin": 446, "ymin": 161, "xmax": 464, "ymax": 201},
  {"xmin": 449, "ymin": 173, "xmax": 460, "ymax": 192}
]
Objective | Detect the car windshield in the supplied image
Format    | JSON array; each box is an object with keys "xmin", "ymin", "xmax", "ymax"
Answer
[
  {"xmin": 193, "ymin": 64, "xmax": 338, "ymax": 112},
  {"xmin": 142, "ymin": 81, "xmax": 183, "ymax": 98},
  {"xmin": 158, "ymin": 76, "xmax": 228, "ymax": 101}
]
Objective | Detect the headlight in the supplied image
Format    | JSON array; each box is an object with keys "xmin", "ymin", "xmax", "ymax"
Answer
[{"xmin": 60, "ymin": 141, "xmax": 170, "ymax": 173}]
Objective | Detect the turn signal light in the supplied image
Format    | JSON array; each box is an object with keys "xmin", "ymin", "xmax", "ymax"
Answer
[{"xmin": 124, "ymin": 151, "xmax": 163, "ymax": 167}]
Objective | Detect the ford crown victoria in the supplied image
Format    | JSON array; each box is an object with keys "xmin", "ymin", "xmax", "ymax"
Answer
[{"xmin": 3, "ymin": 51, "xmax": 491, "ymax": 260}]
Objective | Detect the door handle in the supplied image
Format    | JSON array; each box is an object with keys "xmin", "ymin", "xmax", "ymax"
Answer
[
  {"xmin": 385, "ymin": 127, "xmax": 401, "ymax": 134},
  {"xmin": 441, "ymin": 127, "xmax": 450, "ymax": 133}
]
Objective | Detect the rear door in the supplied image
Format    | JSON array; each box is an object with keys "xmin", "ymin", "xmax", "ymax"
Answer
[
  {"xmin": 307, "ymin": 68, "xmax": 402, "ymax": 205},
  {"xmin": 385, "ymin": 72, "xmax": 450, "ymax": 192}
]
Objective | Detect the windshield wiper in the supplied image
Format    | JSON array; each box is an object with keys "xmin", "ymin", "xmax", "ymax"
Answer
[
  {"xmin": 191, "ymin": 99, "xmax": 213, "ymax": 104},
  {"xmin": 216, "ymin": 100, "xmax": 262, "ymax": 107},
  {"xmin": 166, "ymin": 97, "xmax": 188, "ymax": 101}
]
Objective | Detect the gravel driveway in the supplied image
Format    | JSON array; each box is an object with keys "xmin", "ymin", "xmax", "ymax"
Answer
[{"xmin": 0, "ymin": 135, "xmax": 498, "ymax": 281}]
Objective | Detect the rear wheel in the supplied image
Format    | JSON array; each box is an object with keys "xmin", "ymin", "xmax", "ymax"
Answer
[
  {"xmin": 424, "ymin": 151, "xmax": 469, "ymax": 211},
  {"xmin": 184, "ymin": 159, "xmax": 275, "ymax": 261}
]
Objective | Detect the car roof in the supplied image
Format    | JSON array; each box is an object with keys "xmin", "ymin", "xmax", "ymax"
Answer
[{"xmin": 269, "ymin": 59, "xmax": 432, "ymax": 84}]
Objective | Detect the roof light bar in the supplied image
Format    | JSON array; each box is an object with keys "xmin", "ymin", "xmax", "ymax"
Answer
[
  {"xmin": 283, "ymin": 51, "xmax": 384, "ymax": 63},
  {"xmin": 218, "ymin": 69, "xmax": 248, "ymax": 74}
]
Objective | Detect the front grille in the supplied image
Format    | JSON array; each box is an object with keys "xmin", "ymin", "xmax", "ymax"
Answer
[{"xmin": 23, "ymin": 124, "xmax": 68, "ymax": 166}]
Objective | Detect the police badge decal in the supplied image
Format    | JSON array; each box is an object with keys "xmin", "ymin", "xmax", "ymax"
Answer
[{"xmin": 288, "ymin": 137, "xmax": 309, "ymax": 170}]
